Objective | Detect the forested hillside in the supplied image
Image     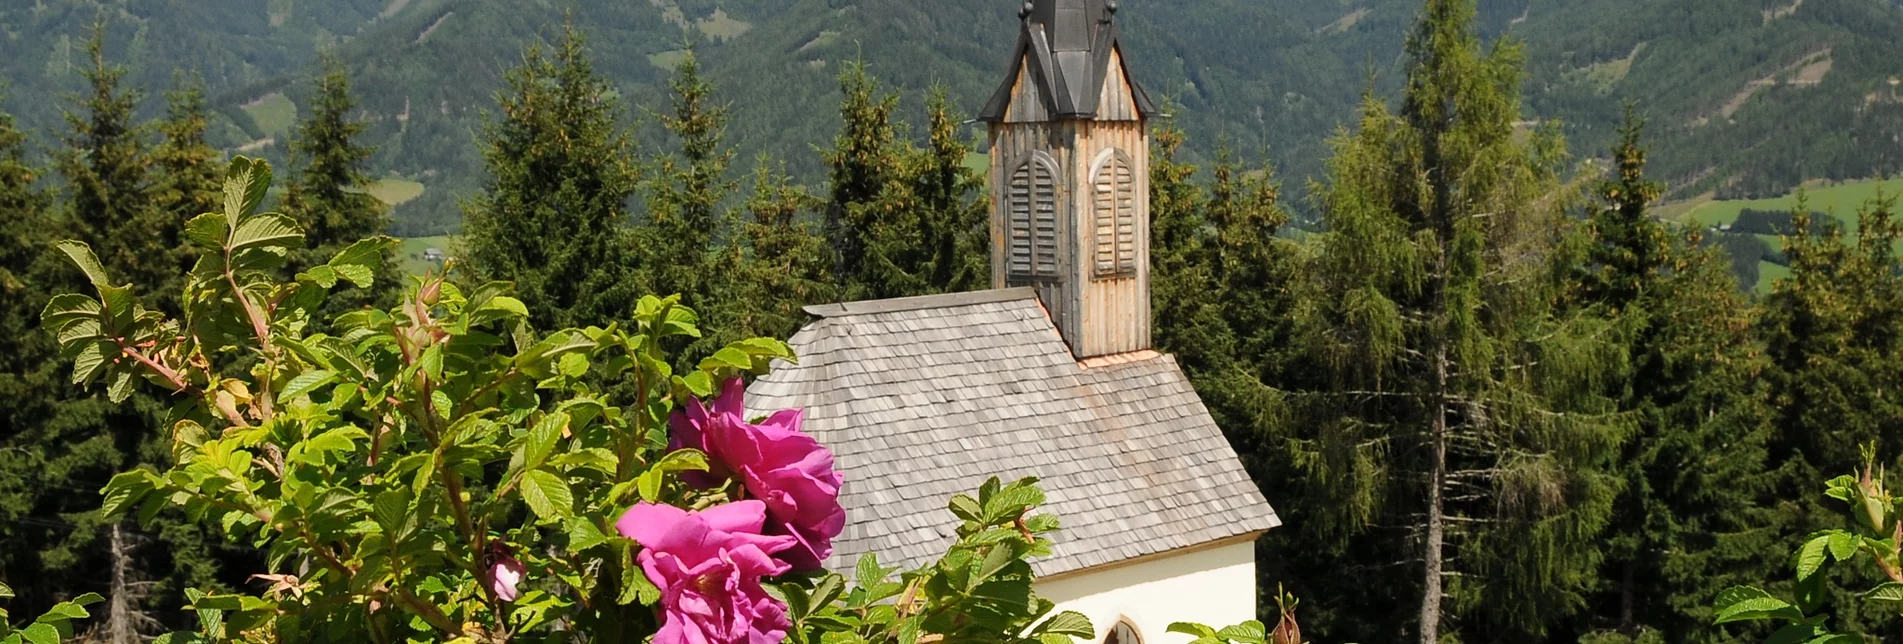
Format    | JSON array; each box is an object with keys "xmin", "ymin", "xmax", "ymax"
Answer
[{"xmin": 5, "ymin": 0, "xmax": 1903, "ymax": 236}]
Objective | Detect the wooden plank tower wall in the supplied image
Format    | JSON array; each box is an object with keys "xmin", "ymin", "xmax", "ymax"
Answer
[{"xmin": 978, "ymin": 0, "xmax": 1158, "ymax": 359}]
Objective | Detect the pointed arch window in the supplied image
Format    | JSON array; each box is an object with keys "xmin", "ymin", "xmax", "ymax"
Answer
[
  {"xmin": 1007, "ymin": 151, "xmax": 1062, "ymax": 282},
  {"xmin": 1104, "ymin": 620, "xmax": 1142, "ymax": 644},
  {"xmin": 1091, "ymin": 149, "xmax": 1138, "ymax": 279}
]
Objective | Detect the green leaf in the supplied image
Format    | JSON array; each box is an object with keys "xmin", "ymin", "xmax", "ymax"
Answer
[
  {"xmin": 559, "ymin": 353, "xmax": 589, "ymax": 378},
  {"xmin": 184, "ymin": 213, "xmax": 227, "ymax": 250},
  {"xmin": 328, "ymin": 237, "xmax": 394, "ymax": 288},
  {"xmin": 1216, "ymin": 621, "xmax": 1267, "ymax": 644},
  {"xmin": 1796, "ymin": 535, "xmax": 1830, "ymax": 581},
  {"xmin": 523, "ymin": 412, "xmax": 568, "ymax": 471},
  {"xmin": 652, "ymin": 449, "xmax": 710, "ymax": 473},
  {"xmin": 40, "ymin": 293, "xmax": 102, "ymax": 334},
  {"xmin": 279, "ymin": 370, "xmax": 337, "ymax": 402},
  {"xmin": 1715, "ymin": 594, "xmax": 1801, "ymax": 624},
  {"xmin": 1167, "ymin": 623, "xmax": 1220, "ymax": 639},
  {"xmin": 520, "ymin": 469, "xmax": 574, "ymax": 520},
  {"xmin": 229, "ymin": 214, "xmax": 304, "ymax": 252},
  {"xmin": 0, "ymin": 581, "xmax": 11, "ymax": 598},
  {"xmin": 374, "ymin": 488, "xmax": 414, "ymax": 541},
  {"xmin": 1806, "ymin": 635, "xmax": 1866, "ymax": 644},
  {"xmin": 296, "ymin": 427, "xmax": 368, "ymax": 464},
  {"xmin": 565, "ymin": 517, "xmax": 611, "ymax": 552},
  {"xmin": 1828, "ymin": 531, "xmax": 1860, "ymax": 562},
  {"xmin": 699, "ymin": 347, "xmax": 752, "ymax": 371},
  {"xmin": 37, "ymin": 600, "xmax": 90, "ymax": 621},
  {"xmin": 469, "ymin": 296, "xmax": 529, "ymax": 327},
  {"xmin": 299, "ymin": 265, "xmax": 339, "ymax": 288},
  {"xmin": 1716, "ymin": 585, "xmax": 1774, "ymax": 611},
  {"xmin": 855, "ymin": 553, "xmax": 884, "ymax": 590},
  {"xmin": 224, "ymin": 157, "xmax": 273, "ymax": 225},
  {"xmin": 100, "ymin": 471, "xmax": 157, "ymax": 519},
  {"xmin": 18, "ymin": 623, "xmax": 58, "ymax": 644},
  {"xmin": 55, "ymin": 241, "xmax": 109, "ymax": 287},
  {"xmin": 679, "ymin": 371, "xmax": 714, "ymax": 397},
  {"xmin": 1038, "ymin": 612, "xmax": 1096, "ymax": 639},
  {"xmin": 636, "ymin": 469, "xmax": 663, "ymax": 503},
  {"xmin": 976, "ymin": 542, "xmax": 1017, "ymax": 583},
  {"xmin": 1864, "ymin": 582, "xmax": 1903, "ymax": 609}
]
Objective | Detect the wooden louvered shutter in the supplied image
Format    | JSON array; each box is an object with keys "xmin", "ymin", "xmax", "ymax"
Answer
[
  {"xmin": 1008, "ymin": 153, "xmax": 1060, "ymax": 281},
  {"xmin": 1092, "ymin": 151, "xmax": 1138, "ymax": 279}
]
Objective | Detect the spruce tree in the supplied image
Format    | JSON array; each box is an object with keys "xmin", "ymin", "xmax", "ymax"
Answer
[
  {"xmin": 640, "ymin": 53, "xmax": 736, "ymax": 309},
  {"xmin": 285, "ymin": 55, "xmax": 396, "ymax": 312},
  {"xmin": 462, "ymin": 26, "xmax": 641, "ymax": 330},
  {"xmin": 822, "ymin": 61, "xmax": 923, "ymax": 301},
  {"xmin": 1267, "ymin": 1, "xmax": 1626, "ymax": 640},
  {"xmin": 910, "ymin": 87, "xmax": 988, "ymax": 294},
  {"xmin": 1147, "ymin": 113, "xmax": 1230, "ymax": 374},
  {"xmin": 1571, "ymin": 112, "xmax": 1775, "ymax": 643},
  {"xmin": 59, "ymin": 26, "xmax": 163, "ymax": 292},
  {"xmin": 719, "ymin": 158, "xmax": 834, "ymax": 342},
  {"xmin": 150, "ymin": 76, "xmax": 223, "ymax": 311}
]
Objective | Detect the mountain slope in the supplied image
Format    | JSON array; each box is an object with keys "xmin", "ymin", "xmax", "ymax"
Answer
[{"xmin": 3, "ymin": 0, "xmax": 1902, "ymax": 235}]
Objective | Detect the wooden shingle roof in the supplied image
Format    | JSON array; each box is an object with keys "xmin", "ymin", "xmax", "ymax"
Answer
[{"xmin": 746, "ymin": 288, "xmax": 1279, "ymax": 577}]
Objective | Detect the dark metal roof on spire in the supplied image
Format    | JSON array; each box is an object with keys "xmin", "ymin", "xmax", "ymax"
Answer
[{"xmin": 979, "ymin": 0, "xmax": 1158, "ymax": 122}]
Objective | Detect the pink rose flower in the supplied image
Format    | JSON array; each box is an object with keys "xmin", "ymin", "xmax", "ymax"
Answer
[
  {"xmin": 617, "ymin": 501, "xmax": 798, "ymax": 644},
  {"xmin": 488, "ymin": 547, "xmax": 526, "ymax": 603},
  {"xmin": 669, "ymin": 378, "xmax": 846, "ymax": 571}
]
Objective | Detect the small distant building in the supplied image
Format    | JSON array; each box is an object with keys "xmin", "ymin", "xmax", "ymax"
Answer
[
  {"xmin": 747, "ymin": 2, "xmax": 1278, "ymax": 642},
  {"xmin": 423, "ymin": 248, "xmax": 446, "ymax": 263}
]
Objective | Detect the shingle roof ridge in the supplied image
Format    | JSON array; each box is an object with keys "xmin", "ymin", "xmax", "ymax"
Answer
[{"xmin": 801, "ymin": 288, "xmax": 1038, "ymax": 319}]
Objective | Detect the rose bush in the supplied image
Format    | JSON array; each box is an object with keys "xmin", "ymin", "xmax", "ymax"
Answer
[{"xmin": 19, "ymin": 157, "xmax": 1098, "ymax": 644}]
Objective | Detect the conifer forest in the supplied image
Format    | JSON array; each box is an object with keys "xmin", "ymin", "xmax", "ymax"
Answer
[{"xmin": 6, "ymin": 0, "xmax": 1903, "ymax": 642}]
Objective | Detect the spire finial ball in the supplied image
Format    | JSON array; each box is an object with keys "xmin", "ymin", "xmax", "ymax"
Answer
[
  {"xmin": 1106, "ymin": 1, "xmax": 1119, "ymax": 13},
  {"xmin": 1020, "ymin": 1, "xmax": 1034, "ymax": 17}
]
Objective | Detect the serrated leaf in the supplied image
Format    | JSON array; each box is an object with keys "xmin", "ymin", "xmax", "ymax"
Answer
[
  {"xmin": 520, "ymin": 469, "xmax": 573, "ymax": 520},
  {"xmin": 559, "ymin": 352, "xmax": 589, "ymax": 378},
  {"xmin": 184, "ymin": 213, "xmax": 227, "ymax": 250},
  {"xmin": 55, "ymin": 241, "xmax": 109, "ymax": 287},
  {"xmin": 1715, "ymin": 595, "xmax": 1801, "ymax": 624},
  {"xmin": 566, "ymin": 517, "xmax": 610, "ymax": 552},
  {"xmin": 1796, "ymin": 536, "xmax": 1830, "ymax": 581},
  {"xmin": 1216, "ymin": 620, "xmax": 1267, "ymax": 644},
  {"xmin": 0, "ymin": 581, "xmax": 11, "ymax": 598},
  {"xmin": 636, "ymin": 469, "xmax": 663, "ymax": 503},
  {"xmin": 1038, "ymin": 611, "xmax": 1095, "ymax": 639},
  {"xmin": 1828, "ymin": 531, "xmax": 1859, "ymax": 562},
  {"xmin": 1864, "ymin": 582, "xmax": 1903, "ymax": 608},
  {"xmin": 100, "ymin": 471, "xmax": 157, "ymax": 519},
  {"xmin": 38, "ymin": 600, "xmax": 90, "ymax": 621},
  {"xmin": 523, "ymin": 412, "xmax": 568, "ymax": 471},
  {"xmin": 1167, "ymin": 623, "xmax": 1220, "ymax": 639},
  {"xmin": 949, "ymin": 495, "xmax": 982, "ymax": 522},
  {"xmin": 469, "ymin": 296, "xmax": 528, "ymax": 327},
  {"xmin": 18, "ymin": 623, "xmax": 58, "ymax": 644},
  {"xmin": 652, "ymin": 449, "xmax": 709, "ymax": 473},
  {"xmin": 224, "ymin": 157, "xmax": 273, "ymax": 225},
  {"xmin": 40, "ymin": 293, "xmax": 102, "ymax": 333},
  {"xmin": 299, "ymin": 265, "xmax": 339, "ymax": 288},
  {"xmin": 855, "ymin": 553, "xmax": 884, "ymax": 590},
  {"xmin": 279, "ymin": 370, "xmax": 337, "ymax": 402},
  {"xmin": 230, "ymin": 214, "xmax": 303, "ymax": 253},
  {"xmin": 373, "ymin": 488, "xmax": 414, "ymax": 541}
]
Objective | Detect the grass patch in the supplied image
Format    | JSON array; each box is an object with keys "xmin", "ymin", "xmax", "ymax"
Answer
[
  {"xmin": 1581, "ymin": 43, "xmax": 1645, "ymax": 92},
  {"xmin": 1758, "ymin": 261, "xmax": 1792, "ymax": 296},
  {"xmin": 1670, "ymin": 177, "xmax": 1903, "ymax": 235},
  {"xmin": 242, "ymin": 93, "xmax": 297, "ymax": 138},
  {"xmin": 397, "ymin": 235, "xmax": 454, "ymax": 278},
  {"xmin": 697, "ymin": 9, "xmax": 751, "ymax": 41},
  {"xmin": 365, "ymin": 178, "xmax": 425, "ymax": 206},
  {"xmin": 648, "ymin": 49, "xmax": 691, "ymax": 71},
  {"xmin": 963, "ymin": 152, "xmax": 988, "ymax": 176}
]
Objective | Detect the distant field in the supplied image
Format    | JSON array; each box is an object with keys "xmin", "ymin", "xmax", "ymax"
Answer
[
  {"xmin": 1667, "ymin": 177, "xmax": 1903, "ymax": 233},
  {"xmin": 1662, "ymin": 177, "xmax": 1903, "ymax": 293},
  {"xmin": 397, "ymin": 235, "xmax": 454, "ymax": 277},
  {"xmin": 1757, "ymin": 261, "xmax": 1791, "ymax": 296},
  {"xmin": 697, "ymin": 9, "xmax": 751, "ymax": 40},
  {"xmin": 648, "ymin": 49, "xmax": 691, "ymax": 71},
  {"xmin": 365, "ymin": 178, "xmax": 426, "ymax": 206},
  {"xmin": 241, "ymin": 93, "xmax": 298, "ymax": 138}
]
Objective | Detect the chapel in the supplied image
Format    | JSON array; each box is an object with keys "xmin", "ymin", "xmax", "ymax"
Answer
[{"xmin": 745, "ymin": 1, "xmax": 1280, "ymax": 640}]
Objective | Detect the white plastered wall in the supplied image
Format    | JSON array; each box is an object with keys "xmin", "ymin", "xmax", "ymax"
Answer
[{"xmin": 1035, "ymin": 541, "xmax": 1258, "ymax": 644}]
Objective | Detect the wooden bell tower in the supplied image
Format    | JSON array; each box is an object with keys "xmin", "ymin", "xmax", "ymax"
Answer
[{"xmin": 978, "ymin": 0, "xmax": 1158, "ymax": 359}]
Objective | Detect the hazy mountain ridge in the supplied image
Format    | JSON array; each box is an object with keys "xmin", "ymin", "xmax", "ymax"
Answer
[{"xmin": 4, "ymin": 0, "xmax": 1902, "ymax": 235}]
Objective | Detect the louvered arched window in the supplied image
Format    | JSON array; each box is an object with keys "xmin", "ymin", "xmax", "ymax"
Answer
[
  {"xmin": 1091, "ymin": 149, "xmax": 1138, "ymax": 279},
  {"xmin": 1007, "ymin": 152, "xmax": 1061, "ymax": 282}
]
